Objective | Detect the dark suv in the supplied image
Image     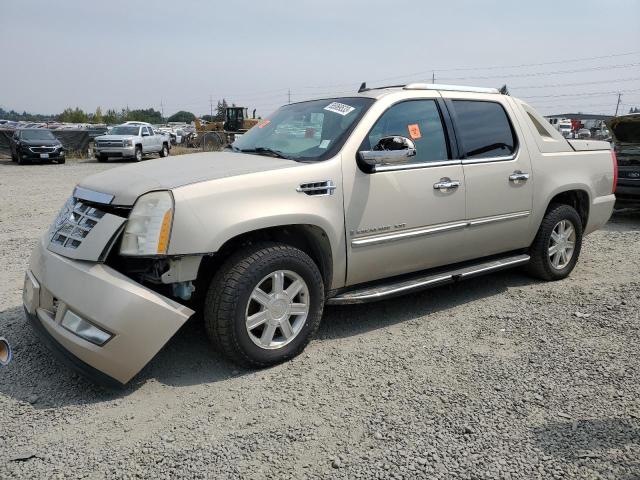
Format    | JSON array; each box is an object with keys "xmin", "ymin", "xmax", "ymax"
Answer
[
  {"xmin": 10, "ymin": 129, "xmax": 66, "ymax": 165},
  {"xmin": 609, "ymin": 114, "xmax": 640, "ymax": 206}
]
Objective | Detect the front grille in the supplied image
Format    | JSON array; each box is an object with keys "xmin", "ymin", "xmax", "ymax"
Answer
[
  {"xmin": 48, "ymin": 198, "xmax": 105, "ymax": 250},
  {"xmin": 619, "ymin": 170, "xmax": 640, "ymax": 180},
  {"xmin": 29, "ymin": 146, "xmax": 56, "ymax": 153},
  {"xmin": 97, "ymin": 140, "xmax": 124, "ymax": 148}
]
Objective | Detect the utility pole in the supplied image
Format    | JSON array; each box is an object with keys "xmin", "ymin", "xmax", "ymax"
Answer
[
  {"xmin": 210, "ymin": 95, "xmax": 214, "ymax": 119},
  {"xmin": 160, "ymin": 98, "xmax": 164, "ymax": 123},
  {"xmin": 288, "ymin": 89, "xmax": 291, "ymax": 104},
  {"xmin": 432, "ymin": 71, "xmax": 435, "ymax": 84},
  {"xmin": 614, "ymin": 92, "xmax": 622, "ymax": 116}
]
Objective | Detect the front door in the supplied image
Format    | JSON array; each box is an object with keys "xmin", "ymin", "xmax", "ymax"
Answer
[
  {"xmin": 344, "ymin": 99, "xmax": 468, "ymax": 285},
  {"xmin": 443, "ymin": 95, "xmax": 534, "ymax": 258}
]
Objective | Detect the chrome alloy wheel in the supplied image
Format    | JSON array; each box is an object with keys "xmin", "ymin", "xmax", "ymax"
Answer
[
  {"xmin": 548, "ymin": 219, "xmax": 576, "ymax": 270},
  {"xmin": 245, "ymin": 270, "xmax": 310, "ymax": 349}
]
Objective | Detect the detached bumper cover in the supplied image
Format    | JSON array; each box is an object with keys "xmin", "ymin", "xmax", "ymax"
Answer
[{"xmin": 24, "ymin": 238, "xmax": 194, "ymax": 385}]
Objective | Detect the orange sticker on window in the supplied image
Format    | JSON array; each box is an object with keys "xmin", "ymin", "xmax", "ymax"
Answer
[
  {"xmin": 258, "ymin": 120, "xmax": 271, "ymax": 128},
  {"xmin": 408, "ymin": 124, "xmax": 421, "ymax": 139}
]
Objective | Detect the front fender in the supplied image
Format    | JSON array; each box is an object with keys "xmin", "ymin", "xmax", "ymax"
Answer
[{"xmin": 167, "ymin": 162, "xmax": 347, "ymax": 289}]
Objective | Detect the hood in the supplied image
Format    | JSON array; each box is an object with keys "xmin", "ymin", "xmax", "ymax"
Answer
[
  {"xmin": 607, "ymin": 114, "xmax": 640, "ymax": 145},
  {"xmin": 78, "ymin": 151, "xmax": 302, "ymax": 205},
  {"xmin": 96, "ymin": 134, "xmax": 138, "ymax": 140},
  {"xmin": 21, "ymin": 138, "xmax": 60, "ymax": 147}
]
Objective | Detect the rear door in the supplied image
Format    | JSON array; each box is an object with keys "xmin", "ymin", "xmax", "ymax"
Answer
[{"xmin": 443, "ymin": 95, "xmax": 533, "ymax": 258}]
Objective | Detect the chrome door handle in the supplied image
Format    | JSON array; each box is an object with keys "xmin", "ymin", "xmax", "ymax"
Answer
[
  {"xmin": 433, "ymin": 179, "xmax": 461, "ymax": 191},
  {"xmin": 509, "ymin": 171, "xmax": 530, "ymax": 183}
]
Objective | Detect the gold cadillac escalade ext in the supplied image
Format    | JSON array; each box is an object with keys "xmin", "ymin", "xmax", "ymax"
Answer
[{"xmin": 23, "ymin": 83, "xmax": 617, "ymax": 386}]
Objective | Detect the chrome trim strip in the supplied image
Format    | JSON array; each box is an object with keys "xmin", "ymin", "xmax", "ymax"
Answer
[
  {"xmin": 330, "ymin": 275, "xmax": 453, "ymax": 304},
  {"xmin": 461, "ymin": 154, "xmax": 517, "ymax": 165},
  {"xmin": 351, "ymin": 211, "xmax": 530, "ymax": 248},
  {"xmin": 468, "ymin": 211, "xmax": 530, "ymax": 227},
  {"xmin": 73, "ymin": 186, "xmax": 114, "ymax": 205},
  {"xmin": 373, "ymin": 159, "xmax": 461, "ymax": 172},
  {"xmin": 352, "ymin": 222, "xmax": 468, "ymax": 248}
]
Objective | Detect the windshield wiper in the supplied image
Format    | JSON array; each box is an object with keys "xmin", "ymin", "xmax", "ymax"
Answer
[{"xmin": 239, "ymin": 147, "xmax": 292, "ymax": 159}]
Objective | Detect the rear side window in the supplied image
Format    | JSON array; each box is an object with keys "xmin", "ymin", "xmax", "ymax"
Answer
[
  {"xmin": 363, "ymin": 100, "xmax": 449, "ymax": 164},
  {"xmin": 451, "ymin": 100, "xmax": 516, "ymax": 159}
]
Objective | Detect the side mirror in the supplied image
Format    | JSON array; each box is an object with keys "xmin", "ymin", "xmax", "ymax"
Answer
[{"xmin": 358, "ymin": 136, "xmax": 416, "ymax": 171}]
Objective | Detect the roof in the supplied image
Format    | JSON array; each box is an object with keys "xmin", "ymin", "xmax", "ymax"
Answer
[{"xmin": 546, "ymin": 113, "xmax": 613, "ymax": 121}]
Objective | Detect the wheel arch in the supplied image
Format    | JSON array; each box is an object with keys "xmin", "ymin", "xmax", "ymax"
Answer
[
  {"xmin": 196, "ymin": 224, "xmax": 334, "ymax": 298},
  {"xmin": 544, "ymin": 188, "xmax": 590, "ymax": 229}
]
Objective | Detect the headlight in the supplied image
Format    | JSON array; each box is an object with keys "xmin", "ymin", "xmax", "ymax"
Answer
[
  {"xmin": 120, "ymin": 191, "xmax": 174, "ymax": 255},
  {"xmin": 124, "ymin": 139, "xmax": 133, "ymax": 147}
]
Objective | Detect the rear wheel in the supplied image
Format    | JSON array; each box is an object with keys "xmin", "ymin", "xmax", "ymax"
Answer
[
  {"xmin": 526, "ymin": 204, "xmax": 583, "ymax": 281},
  {"xmin": 204, "ymin": 242, "xmax": 324, "ymax": 368},
  {"xmin": 134, "ymin": 146, "xmax": 143, "ymax": 162}
]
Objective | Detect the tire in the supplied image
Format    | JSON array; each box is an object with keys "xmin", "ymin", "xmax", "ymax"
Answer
[
  {"xmin": 204, "ymin": 242, "xmax": 324, "ymax": 368},
  {"xmin": 526, "ymin": 204, "xmax": 583, "ymax": 281},
  {"xmin": 159, "ymin": 143, "xmax": 169, "ymax": 158},
  {"xmin": 17, "ymin": 154, "xmax": 29, "ymax": 165},
  {"xmin": 134, "ymin": 146, "xmax": 143, "ymax": 162},
  {"xmin": 11, "ymin": 151, "xmax": 17, "ymax": 162},
  {"xmin": 57, "ymin": 158, "xmax": 65, "ymax": 164},
  {"xmin": 97, "ymin": 154, "xmax": 108, "ymax": 163}
]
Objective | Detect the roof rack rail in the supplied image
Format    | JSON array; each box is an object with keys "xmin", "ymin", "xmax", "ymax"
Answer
[
  {"xmin": 357, "ymin": 82, "xmax": 500, "ymax": 94},
  {"xmin": 403, "ymin": 83, "xmax": 500, "ymax": 94}
]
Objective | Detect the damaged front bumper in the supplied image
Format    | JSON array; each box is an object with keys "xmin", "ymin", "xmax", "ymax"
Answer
[{"xmin": 23, "ymin": 237, "xmax": 194, "ymax": 386}]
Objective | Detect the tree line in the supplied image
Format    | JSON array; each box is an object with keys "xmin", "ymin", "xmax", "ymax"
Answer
[{"xmin": 0, "ymin": 99, "xmax": 232, "ymax": 125}]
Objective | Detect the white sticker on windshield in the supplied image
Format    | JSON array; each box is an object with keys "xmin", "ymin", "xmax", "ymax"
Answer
[
  {"xmin": 324, "ymin": 102, "xmax": 356, "ymax": 116},
  {"xmin": 319, "ymin": 139, "xmax": 330, "ymax": 149}
]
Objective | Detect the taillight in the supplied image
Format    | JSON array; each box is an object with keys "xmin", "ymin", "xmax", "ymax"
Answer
[{"xmin": 611, "ymin": 149, "xmax": 618, "ymax": 194}]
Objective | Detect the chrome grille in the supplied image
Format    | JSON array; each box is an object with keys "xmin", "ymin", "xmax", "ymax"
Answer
[
  {"xmin": 29, "ymin": 146, "xmax": 56, "ymax": 153},
  {"xmin": 97, "ymin": 140, "xmax": 124, "ymax": 148},
  {"xmin": 48, "ymin": 198, "xmax": 105, "ymax": 250}
]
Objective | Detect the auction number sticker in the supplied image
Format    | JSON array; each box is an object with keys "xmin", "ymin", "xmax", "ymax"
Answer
[{"xmin": 324, "ymin": 102, "xmax": 356, "ymax": 116}]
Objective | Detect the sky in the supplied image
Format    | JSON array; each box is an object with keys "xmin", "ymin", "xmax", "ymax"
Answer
[{"xmin": 1, "ymin": 0, "xmax": 639, "ymax": 118}]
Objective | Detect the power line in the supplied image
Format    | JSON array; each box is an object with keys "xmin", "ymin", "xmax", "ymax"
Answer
[
  {"xmin": 511, "ymin": 76, "xmax": 640, "ymax": 90},
  {"xmin": 522, "ymin": 87, "xmax": 640, "ymax": 100}
]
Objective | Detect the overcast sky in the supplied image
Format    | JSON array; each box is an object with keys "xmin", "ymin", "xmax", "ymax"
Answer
[{"xmin": 1, "ymin": 0, "xmax": 639, "ymax": 118}]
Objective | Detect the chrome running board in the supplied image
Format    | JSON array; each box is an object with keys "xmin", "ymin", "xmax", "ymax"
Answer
[{"xmin": 327, "ymin": 253, "xmax": 530, "ymax": 305}]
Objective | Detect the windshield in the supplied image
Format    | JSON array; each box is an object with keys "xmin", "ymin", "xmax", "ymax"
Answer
[
  {"xmin": 231, "ymin": 97, "xmax": 374, "ymax": 161},
  {"xmin": 21, "ymin": 129, "xmax": 56, "ymax": 141},
  {"xmin": 110, "ymin": 126, "xmax": 140, "ymax": 136}
]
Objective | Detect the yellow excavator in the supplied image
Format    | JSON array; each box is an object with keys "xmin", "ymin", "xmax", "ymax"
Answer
[{"xmin": 194, "ymin": 107, "xmax": 260, "ymax": 149}]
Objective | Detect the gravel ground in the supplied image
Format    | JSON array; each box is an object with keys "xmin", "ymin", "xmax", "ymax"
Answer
[{"xmin": 0, "ymin": 158, "xmax": 638, "ymax": 479}]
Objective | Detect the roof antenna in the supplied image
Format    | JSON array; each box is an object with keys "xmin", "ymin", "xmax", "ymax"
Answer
[
  {"xmin": 358, "ymin": 82, "xmax": 367, "ymax": 93},
  {"xmin": 499, "ymin": 84, "xmax": 510, "ymax": 95}
]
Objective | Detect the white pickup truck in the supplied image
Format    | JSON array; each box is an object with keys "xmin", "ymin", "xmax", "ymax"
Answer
[
  {"xmin": 24, "ymin": 83, "xmax": 616, "ymax": 386},
  {"xmin": 94, "ymin": 122, "xmax": 170, "ymax": 162}
]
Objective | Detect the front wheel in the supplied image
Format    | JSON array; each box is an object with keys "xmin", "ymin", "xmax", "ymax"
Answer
[
  {"xmin": 526, "ymin": 204, "xmax": 583, "ymax": 281},
  {"xmin": 159, "ymin": 144, "xmax": 169, "ymax": 157},
  {"xmin": 204, "ymin": 242, "xmax": 324, "ymax": 368},
  {"xmin": 134, "ymin": 146, "xmax": 143, "ymax": 162}
]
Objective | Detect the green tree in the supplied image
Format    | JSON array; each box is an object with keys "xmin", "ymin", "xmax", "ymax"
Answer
[
  {"xmin": 214, "ymin": 99, "xmax": 228, "ymax": 121},
  {"xmin": 93, "ymin": 106, "xmax": 103, "ymax": 124},
  {"xmin": 103, "ymin": 109, "xmax": 118, "ymax": 125},
  {"xmin": 126, "ymin": 108, "xmax": 163, "ymax": 124},
  {"xmin": 167, "ymin": 110, "xmax": 196, "ymax": 123},
  {"xmin": 58, "ymin": 107, "xmax": 88, "ymax": 123}
]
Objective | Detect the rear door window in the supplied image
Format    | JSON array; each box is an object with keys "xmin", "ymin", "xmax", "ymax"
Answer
[{"xmin": 451, "ymin": 100, "xmax": 516, "ymax": 159}]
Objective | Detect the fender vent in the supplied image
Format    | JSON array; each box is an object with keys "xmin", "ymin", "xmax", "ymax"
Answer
[{"xmin": 296, "ymin": 180, "xmax": 336, "ymax": 196}]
